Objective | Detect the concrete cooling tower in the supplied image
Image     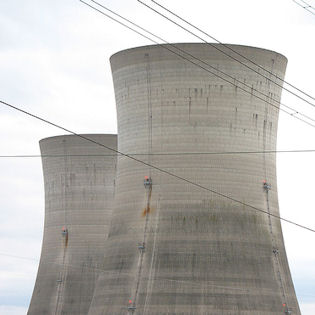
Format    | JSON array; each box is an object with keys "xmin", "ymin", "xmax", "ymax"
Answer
[
  {"xmin": 88, "ymin": 44, "xmax": 300, "ymax": 314},
  {"xmin": 28, "ymin": 134, "xmax": 117, "ymax": 315}
]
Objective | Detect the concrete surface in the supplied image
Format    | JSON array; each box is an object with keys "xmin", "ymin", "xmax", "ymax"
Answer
[
  {"xmin": 88, "ymin": 44, "xmax": 300, "ymax": 315},
  {"xmin": 28, "ymin": 134, "xmax": 117, "ymax": 315}
]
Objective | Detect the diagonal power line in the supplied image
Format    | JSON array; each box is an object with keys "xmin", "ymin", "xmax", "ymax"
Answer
[
  {"xmin": 82, "ymin": 0, "xmax": 315, "ymax": 129},
  {"xmin": 137, "ymin": 0, "xmax": 315, "ymax": 108},
  {"xmin": 148, "ymin": 0, "xmax": 315, "ymax": 101},
  {"xmin": 91, "ymin": 1, "xmax": 315, "ymax": 125},
  {"xmin": 292, "ymin": 0, "xmax": 315, "ymax": 15},
  {"xmin": 1, "ymin": 98, "xmax": 315, "ymax": 233}
]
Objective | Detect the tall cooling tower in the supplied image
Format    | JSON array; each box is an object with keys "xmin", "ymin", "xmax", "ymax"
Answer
[
  {"xmin": 28, "ymin": 134, "xmax": 117, "ymax": 315},
  {"xmin": 88, "ymin": 44, "xmax": 300, "ymax": 315}
]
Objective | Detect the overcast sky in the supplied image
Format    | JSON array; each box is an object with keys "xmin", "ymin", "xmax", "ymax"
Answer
[{"xmin": 0, "ymin": 0, "xmax": 314, "ymax": 314}]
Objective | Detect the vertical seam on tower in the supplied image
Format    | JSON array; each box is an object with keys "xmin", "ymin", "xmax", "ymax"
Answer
[
  {"xmin": 128, "ymin": 53, "xmax": 153, "ymax": 314},
  {"xmin": 55, "ymin": 139, "xmax": 68, "ymax": 315},
  {"xmin": 265, "ymin": 186, "xmax": 289, "ymax": 312},
  {"xmin": 143, "ymin": 194, "xmax": 161, "ymax": 314}
]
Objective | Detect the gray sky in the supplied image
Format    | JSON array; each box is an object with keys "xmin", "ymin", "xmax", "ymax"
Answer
[{"xmin": 0, "ymin": 0, "xmax": 314, "ymax": 314}]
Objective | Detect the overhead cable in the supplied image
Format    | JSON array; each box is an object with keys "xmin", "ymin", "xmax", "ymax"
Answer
[
  {"xmin": 150, "ymin": 0, "xmax": 315, "ymax": 100},
  {"xmin": 81, "ymin": 0, "xmax": 315, "ymax": 129},
  {"xmin": 292, "ymin": 0, "xmax": 315, "ymax": 15},
  {"xmin": 1, "ymin": 148, "xmax": 315, "ymax": 158},
  {"xmin": 1, "ymin": 99, "xmax": 314, "ymax": 233},
  {"xmin": 91, "ymin": 1, "xmax": 315, "ymax": 124},
  {"xmin": 137, "ymin": 0, "xmax": 315, "ymax": 108}
]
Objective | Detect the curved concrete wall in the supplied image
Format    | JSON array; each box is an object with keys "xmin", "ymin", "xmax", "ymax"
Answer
[
  {"xmin": 88, "ymin": 44, "xmax": 300, "ymax": 314},
  {"xmin": 28, "ymin": 134, "xmax": 117, "ymax": 315}
]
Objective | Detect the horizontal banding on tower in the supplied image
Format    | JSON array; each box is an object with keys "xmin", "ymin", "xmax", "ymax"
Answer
[
  {"xmin": 28, "ymin": 134, "xmax": 117, "ymax": 315},
  {"xmin": 92, "ymin": 43, "xmax": 299, "ymax": 315}
]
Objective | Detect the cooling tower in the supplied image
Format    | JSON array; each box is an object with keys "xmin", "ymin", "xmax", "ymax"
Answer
[
  {"xmin": 88, "ymin": 44, "xmax": 300, "ymax": 315},
  {"xmin": 28, "ymin": 134, "xmax": 117, "ymax": 315}
]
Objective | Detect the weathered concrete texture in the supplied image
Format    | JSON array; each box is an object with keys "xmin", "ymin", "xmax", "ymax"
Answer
[
  {"xmin": 28, "ymin": 134, "xmax": 117, "ymax": 315},
  {"xmin": 88, "ymin": 44, "xmax": 300, "ymax": 314}
]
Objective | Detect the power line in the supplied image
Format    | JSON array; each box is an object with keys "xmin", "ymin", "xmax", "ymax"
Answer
[
  {"xmin": 143, "ymin": 0, "xmax": 315, "ymax": 105},
  {"xmin": 292, "ymin": 0, "xmax": 315, "ymax": 15},
  {"xmin": 0, "ymin": 251, "xmax": 38, "ymax": 262},
  {"xmin": 1, "ymin": 148, "xmax": 315, "ymax": 158},
  {"xmin": 138, "ymin": 0, "xmax": 315, "ymax": 108},
  {"xmin": 91, "ymin": 0, "xmax": 315, "ymax": 126},
  {"xmin": 88, "ymin": 4, "xmax": 315, "ymax": 127},
  {"xmin": 81, "ymin": 0, "xmax": 315, "ymax": 129},
  {"xmin": 149, "ymin": 0, "xmax": 315, "ymax": 101},
  {"xmin": 1, "ymin": 98, "xmax": 314, "ymax": 233}
]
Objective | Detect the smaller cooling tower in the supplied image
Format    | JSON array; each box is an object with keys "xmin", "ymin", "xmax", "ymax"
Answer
[{"xmin": 28, "ymin": 134, "xmax": 117, "ymax": 315}]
